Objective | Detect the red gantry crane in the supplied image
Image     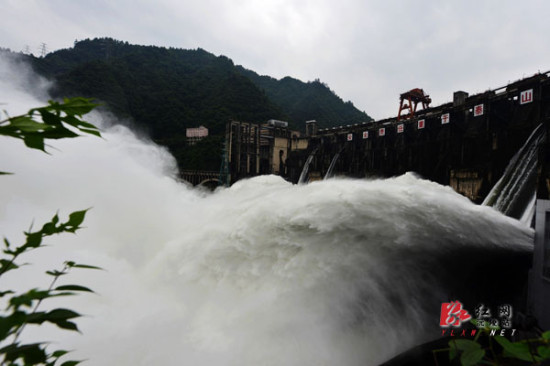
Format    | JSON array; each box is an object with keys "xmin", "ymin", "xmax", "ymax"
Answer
[{"xmin": 397, "ymin": 88, "xmax": 432, "ymax": 121}]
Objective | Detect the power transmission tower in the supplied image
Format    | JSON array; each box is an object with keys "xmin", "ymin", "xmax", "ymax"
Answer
[{"xmin": 39, "ymin": 43, "xmax": 47, "ymax": 57}]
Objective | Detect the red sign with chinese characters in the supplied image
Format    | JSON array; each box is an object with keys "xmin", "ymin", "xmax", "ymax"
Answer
[
  {"xmin": 441, "ymin": 113, "xmax": 450, "ymax": 124},
  {"xmin": 397, "ymin": 124, "xmax": 404, "ymax": 133},
  {"xmin": 474, "ymin": 104, "xmax": 484, "ymax": 117},
  {"xmin": 362, "ymin": 131, "xmax": 369, "ymax": 139},
  {"xmin": 418, "ymin": 119, "xmax": 425, "ymax": 129},
  {"xmin": 379, "ymin": 128, "xmax": 385, "ymax": 136},
  {"xmin": 520, "ymin": 89, "xmax": 533, "ymax": 105},
  {"xmin": 347, "ymin": 133, "xmax": 353, "ymax": 141}
]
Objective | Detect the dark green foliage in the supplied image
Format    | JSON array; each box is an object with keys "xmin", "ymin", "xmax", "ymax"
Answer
[
  {"xmin": 235, "ymin": 67, "xmax": 373, "ymax": 130},
  {"xmin": 435, "ymin": 324, "xmax": 550, "ymax": 365},
  {"xmin": 175, "ymin": 136, "xmax": 224, "ymax": 171},
  {"xmin": 19, "ymin": 37, "xmax": 371, "ymax": 172}
]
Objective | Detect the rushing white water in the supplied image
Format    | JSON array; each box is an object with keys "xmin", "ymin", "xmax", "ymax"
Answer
[
  {"xmin": 0, "ymin": 55, "xmax": 534, "ymax": 366},
  {"xmin": 483, "ymin": 123, "xmax": 545, "ymax": 222},
  {"xmin": 298, "ymin": 148, "xmax": 317, "ymax": 184},
  {"xmin": 324, "ymin": 152, "xmax": 340, "ymax": 180}
]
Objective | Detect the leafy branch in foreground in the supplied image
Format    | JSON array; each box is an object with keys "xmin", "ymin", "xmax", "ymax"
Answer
[
  {"xmin": 0, "ymin": 212, "xmax": 102, "ymax": 366},
  {"xmin": 0, "ymin": 98, "xmax": 101, "ymax": 365},
  {"xmin": 0, "ymin": 97, "xmax": 100, "ymax": 153}
]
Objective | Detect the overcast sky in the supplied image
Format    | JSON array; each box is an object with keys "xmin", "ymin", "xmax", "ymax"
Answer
[{"xmin": 2, "ymin": 0, "xmax": 549, "ymax": 120}]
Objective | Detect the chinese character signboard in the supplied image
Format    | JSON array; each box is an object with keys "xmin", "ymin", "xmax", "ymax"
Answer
[
  {"xmin": 347, "ymin": 133, "xmax": 353, "ymax": 141},
  {"xmin": 474, "ymin": 104, "xmax": 484, "ymax": 117},
  {"xmin": 520, "ymin": 89, "xmax": 533, "ymax": 105},
  {"xmin": 397, "ymin": 124, "xmax": 404, "ymax": 133},
  {"xmin": 441, "ymin": 113, "xmax": 450, "ymax": 124},
  {"xmin": 418, "ymin": 119, "xmax": 425, "ymax": 129},
  {"xmin": 379, "ymin": 128, "xmax": 385, "ymax": 137},
  {"xmin": 362, "ymin": 131, "xmax": 369, "ymax": 139}
]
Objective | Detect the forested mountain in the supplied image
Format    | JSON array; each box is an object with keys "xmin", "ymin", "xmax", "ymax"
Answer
[
  {"xmin": 236, "ymin": 67, "xmax": 372, "ymax": 128},
  {"xmin": 15, "ymin": 38, "xmax": 371, "ymax": 171}
]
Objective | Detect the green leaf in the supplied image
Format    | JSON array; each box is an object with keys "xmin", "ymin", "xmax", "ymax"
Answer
[
  {"xmin": 38, "ymin": 109, "xmax": 62, "ymax": 126},
  {"xmin": 8, "ymin": 116, "xmax": 46, "ymax": 132},
  {"xmin": 449, "ymin": 346, "xmax": 457, "ymax": 360},
  {"xmin": 61, "ymin": 360, "xmax": 83, "ymax": 366},
  {"xmin": 51, "ymin": 350, "xmax": 69, "ymax": 358},
  {"xmin": 27, "ymin": 309, "xmax": 81, "ymax": 332},
  {"xmin": 61, "ymin": 97, "xmax": 99, "ymax": 116},
  {"xmin": 72, "ymin": 263, "xmax": 103, "ymax": 270},
  {"xmin": 538, "ymin": 345, "xmax": 550, "ymax": 359},
  {"xmin": 450, "ymin": 339, "xmax": 482, "ymax": 352},
  {"xmin": 9, "ymin": 289, "xmax": 52, "ymax": 309},
  {"xmin": 43, "ymin": 309, "xmax": 81, "ymax": 332},
  {"xmin": 461, "ymin": 348, "xmax": 485, "ymax": 366},
  {"xmin": 0, "ymin": 311, "xmax": 27, "ymax": 339},
  {"xmin": 23, "ymin": 134, "xmax": 45, "ymax": 151},
  {"xmin": 494, "ymin": 336, "xmax": 540, "ymax": 362},
  {"xmin": 0, "ymin": 342, "xmax": 48, "ymax": 364},
  {"xmin": 25, "ymin": 232, "xmax": 43, "ymax": 248},
  {"xmin": 542, "ymin": 330, "xmax": 550, "ymax": 341},
  {"xmin": 41, "ymin": 222, "xmax": 57, "ymax": 235},
  {"xmin": 46, "ymin": 308, "xmax": 80, "ymax": 320},
  {"xmin": 53, "ymin": 319, "xmax": 79, "ymax": 332},
  {"xmin": 26, "ymin": 311, "xmax": 49, "ymax": 324},
  {"xmin": 55, "ymin": 285, "xmax": 94, "ymax": 293},
  {"xmin": 66, "ymin": 210, "xmax": 87, "ymax": 230},
  {"xmin": 41, "ymin": 127, "xmax": 80, "ymax": 139},
  {"xmin": 0, "ymin": 258, "xmax": 18, "ymax": 274},
  {"xmin": 78, "ymin": 127, "xmax": 102, "ymax": 137}
]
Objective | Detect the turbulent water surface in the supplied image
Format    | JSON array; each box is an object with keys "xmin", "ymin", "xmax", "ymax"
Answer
[{"xmin": 0, "ymin": 55, "xmax": 534, "ymax": 366}]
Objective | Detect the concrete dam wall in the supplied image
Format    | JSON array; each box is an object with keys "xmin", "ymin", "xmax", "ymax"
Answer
[{"xmin": 286, "ymin": 72, "xmax": 550, "ymax": 203}]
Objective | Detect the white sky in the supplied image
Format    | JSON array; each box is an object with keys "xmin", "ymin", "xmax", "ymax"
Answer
[{"xmin": 2, "ymin": 0, "xmax": 549, "ymax": 120}]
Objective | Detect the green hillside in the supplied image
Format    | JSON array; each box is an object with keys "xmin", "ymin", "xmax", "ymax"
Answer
[
  {"xmin": 22, "ymin": 38, "xmax": 371, "ymax": 171},
  {"xmin": 236, "ymin": 66, "xmax": 373, "ymax": 128}
]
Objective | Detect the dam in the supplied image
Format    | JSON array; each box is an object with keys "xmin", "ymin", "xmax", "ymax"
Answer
[
  {"xmin": 223, "ymin": 71, "xmax": 550, "ymax": 335},
  {"xmin": 224, "ymin": 71, "xmax": 550, "ymax": 205}
]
